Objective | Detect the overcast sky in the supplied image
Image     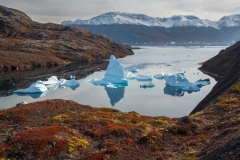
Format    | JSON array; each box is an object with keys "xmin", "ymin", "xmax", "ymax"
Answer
[{"xmin": 1, "ymin": 0, "xmax": 239, "ymax": 23}]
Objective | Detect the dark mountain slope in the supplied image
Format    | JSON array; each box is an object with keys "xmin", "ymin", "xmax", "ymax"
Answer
[
  {"xmin": 71, "ymin": 24, "xmax": 239, "ymax": 43},
  {"xmin": 190, "ymin": 41, "xmax": 240, "ymax": 114},
  {"xmin": 0, "ymin": 5, "xmax": 133, "ymax": 72}
]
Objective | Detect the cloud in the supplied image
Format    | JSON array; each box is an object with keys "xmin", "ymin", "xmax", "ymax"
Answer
[{"xmin": 1, "ymin": 0, "xmax": 239, "ymax": 23}]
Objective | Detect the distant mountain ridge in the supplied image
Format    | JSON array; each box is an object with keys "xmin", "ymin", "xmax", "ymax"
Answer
[{"xmin": 62, "ymin": 12, "xmax": 240, "ymax": 29}]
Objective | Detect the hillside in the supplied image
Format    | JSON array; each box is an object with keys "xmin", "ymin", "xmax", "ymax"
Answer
[
  {"xmin": 0, "ymin": 5, "xmax": 133, "ymax": 72},
  {"xmin": 191, "ymin": 41, "xmax": 240, "ymax": 114},
  {"xmin": 73, "ymin": 25, "xmax": 239, "ymax": 43}
]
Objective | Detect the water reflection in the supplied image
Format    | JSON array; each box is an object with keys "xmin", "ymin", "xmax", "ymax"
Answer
[
  {"xmin": 164, "ymin": 84, "xmax": 185, "ymax": 97},
  {"xmin": 104, "ymin": 87, "xmax": 125, "ymax": 106},
  {"xmin": 14, "ymin": 92, "xmax": 47, "ymax": 99}
]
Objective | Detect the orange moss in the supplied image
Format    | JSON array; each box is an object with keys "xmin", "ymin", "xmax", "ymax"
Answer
[{"xmin": 4, "ymin": 126, "xmax": 75, "ymax": 159}]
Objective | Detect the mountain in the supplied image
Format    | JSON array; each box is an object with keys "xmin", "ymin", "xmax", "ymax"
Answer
[
  {"xmin": 62, "ymin": 12, "xmax": 240, "ymax": 29},
  {"xmin": 62, "ymin": 12, "xmax": 240, "ymax": 43},
  {"xmin": 0, "ymin": 6, "xmax": 133, "ymax": 72},
  {"xmin": 191, "ymin": 41, "xmax": 240, "ymax": 114}
]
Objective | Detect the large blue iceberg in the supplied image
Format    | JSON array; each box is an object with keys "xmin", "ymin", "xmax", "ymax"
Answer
[
  {"xmin": 89, "ymin": 55, "xmax": 128, "ymax": 85},
  {"xmin": 163, "ymin": 73, "xmax": 210, "ymax": 92}
]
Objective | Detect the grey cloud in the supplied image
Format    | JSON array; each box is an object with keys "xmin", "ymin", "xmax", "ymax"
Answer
[{"xmin": 0, "ymin": 0, "xmax": 239, "ymax": 23}]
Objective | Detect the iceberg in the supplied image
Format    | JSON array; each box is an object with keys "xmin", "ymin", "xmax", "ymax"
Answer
[
  {"xmin": 163, "ymin": 73, "xmax": 192, "ymax": 87},
  {"xmin": 128, "ymin": 67, "xmax": 139, "ymax": 72},
  {"xmin": 140, "ymin": 82, "xmax": 155, "ymax": 88},
  {"xmin": 106, "ymin": 83, "xmax": 117, "ymax": 88},
  {"xmin": 42, "ymin": 76, "xmax": 59, "ymax": 85},
  {"xmin": 135, "ymin": 73, "xmax": 153, "ymax": 81},
  {"xmin": 13, "ymin": 81, "xmax": 47, "ymax": 94},
  {"xmin": 154, "ymin": 73, "xmax": 165, "ymax": 79},
  {"xmin": 163, "ymin": 73, "xmax": 210, "ymax": 93},
  {"xmin": 89, "ymin": 55, "xmax": 128, "ymax": 85},
  {"xmin": 126, "ymin": 72, "xmax": 136, "ymax": 79},
  {"xmin": 59, "ymin": 79, "xmax": 80, "ymax": 90}
]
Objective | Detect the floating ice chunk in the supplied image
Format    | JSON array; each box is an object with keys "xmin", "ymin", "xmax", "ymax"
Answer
[
  {"xmin": 70, "ymin": 75, "xmax": 75, "ymax": 79},
  {"xmin": 128, "ymin": 67, "xmax": 139, "ymax": 72},
  {"xmin": 140, "ymin": 82, "xmax": 155, "ymax": 88},
  {"xmin": 135, "ymin": 73, "xmax": 153, "ymax": 81},
  {"xmin": 88, "ymin": 79, "xmax": 110, "ymax": 86},
  {"xmin": 42, "ymin": 76, "xmax": 59, "ymax": 85},
  {"xmin": 182, "ymin": 84, "xmax": 200, "ymax": 92},
  {"xmin": 154, "ymin": 73, "xmax": 165, "ymax": 79},
  {"xmin": 165, "ymin": 63, "xmax": 175, "ymax": 66},
  {"xmin": 59, "ymin": 79, "xmax": 80, "ymax": 90},
  {"xmin": 164, "ymin": 73, "xmax": 192, "ymax": 87},
  {"xmin": 89, "ymin": 55, "xmax": 128, "ymax": 85},
  {"xmin": 13, "ymin": 81, "xmax": 47, "ymax": 93},
  {"xmin": 106, "ymin": 83, "xmax": 117, "ymax": 88},
  {"xmin": 159, "ymin": 66, "xmax": 163, "ymax": 68},
  {"xmin": 126, "ymin": 72, "xmax": 136, "ymax": 79}
]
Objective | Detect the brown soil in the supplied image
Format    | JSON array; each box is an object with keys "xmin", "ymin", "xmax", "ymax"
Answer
[
  {"xmin": 0, "ymin": 80, "xmax": 240, "ymax": 159},
  {"xmin": 0, "ymin": 5, "xmax": 133, "ymax": 72}
]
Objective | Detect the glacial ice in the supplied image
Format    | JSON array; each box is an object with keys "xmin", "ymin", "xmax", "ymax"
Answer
[
  {"xmin": 135, "ymin": 73, "xmax": 153, "ymax": 81},
  {"xmin": 42, "ymin": 76, "xmax": 59, "ymax": 85},
  {"xmin": 163, "ymin": 73, "xmax": 192, "ymax": 87},
  {"xmin": 13, "ymin": 81, "xmax": 48, "ymax": 94},
  {"xmin": 163, "ymin": 73, "xmax": 210, "ymax": 92},
  {"xmin": 126, "ymin": 72, "xmax": 136, "ymax": 79},
  {"xmin": 89, "ymin": 55, "xmax": 128, "ymax": 85},
  {"xmin": 59, "ymin": 79, "xmax": 80, "ymax": 90},
  {"xmin": 106, "ymin": 83, "xmax": 117, "ymax": 88},
  {"xmin": 140, "ymin": 82, "xmax": 155, "ymax": 88},
  {"xmin": 154, "ymin": 73, "xmax": 165, "ymax": 79},
  {"xmin": 128, "ymin": 67, "xmax": 139, "ymax": 72}
]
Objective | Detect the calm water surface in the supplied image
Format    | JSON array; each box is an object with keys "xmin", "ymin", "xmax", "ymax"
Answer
[{"xmin": 0, "ymin": 46, "xmax": 226, "ymax": 117}]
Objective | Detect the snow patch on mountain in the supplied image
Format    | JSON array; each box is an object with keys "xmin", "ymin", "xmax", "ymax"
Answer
[{"xmin": 62, "ymin": 12, "xmax": 240, "ymax": 29}]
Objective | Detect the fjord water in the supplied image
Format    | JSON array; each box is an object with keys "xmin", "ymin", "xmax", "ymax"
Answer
[{"xmin": 0, "ymin": 46, "xmax": 225, "ymax": 117}]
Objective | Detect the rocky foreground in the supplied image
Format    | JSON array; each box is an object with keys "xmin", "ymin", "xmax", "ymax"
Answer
[
  {"xmin": 0, "ymin": 81, "xmax": 239, "ymax": 160},
  {"xmin": 0, "ymin": 5, "xmax": 133, "ymax": 72}
]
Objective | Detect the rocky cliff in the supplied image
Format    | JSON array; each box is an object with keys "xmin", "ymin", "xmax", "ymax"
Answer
[
  {"xmin": 0, "ymin": 5, "xmax": 133, "ymax": 72},
  {"xmin": 191, "ymin": 41, "xmax": 240, "ymax": 114}
]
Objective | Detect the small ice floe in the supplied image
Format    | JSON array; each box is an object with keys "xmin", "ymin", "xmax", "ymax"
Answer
[
  {"xmin": 126, "ymin": 72, "xmax": 136, "ymax": 79},
  {"xmin": 59, "ymin": 79, "xmax": 80, "ymax": 90},
  {"xmin": 89, "ymin": 55, "xmax": 128, "ymax": 85},
  {"xmin": 165, "ymin": 63, "xmax": 175, "ymax": 66},
  {"xmin": 42, "ymin": 76, "xmax": 59, "ymax": 85},
  {"xmin": 140, "ymin": 82, "xmax": 155, "ymax": 88},
  {"xmin": 154, "ymin": 72, "xmax": 165, "ymax": 79},
  {"xmin": 135, "ymin": 73, "xmax": 153, "ymax": 81},
  {"xmin": 13, "ymin": 81, "xmax": 47, "ymax": 94},
  {"xmin": 106, "ymin": 83, "xmax": 117, "ymax": 88},
  {"xmin": 128, "ymin": 67, "xmax": 139, "ymax": 72}
]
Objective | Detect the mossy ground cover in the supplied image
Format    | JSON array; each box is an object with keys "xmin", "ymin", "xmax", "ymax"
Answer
[{"xmin": 0, "ymin": 81, "xmax": 240, "ymax": 159}]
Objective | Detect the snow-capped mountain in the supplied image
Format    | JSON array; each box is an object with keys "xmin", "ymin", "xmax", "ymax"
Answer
[
  {"xmin": 217, "ymin": 14, "xmax": 240, "ymax": 28},
  {"xmin": 61, "ymin": 12, "xmax": 240, "ymax": 29}
]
